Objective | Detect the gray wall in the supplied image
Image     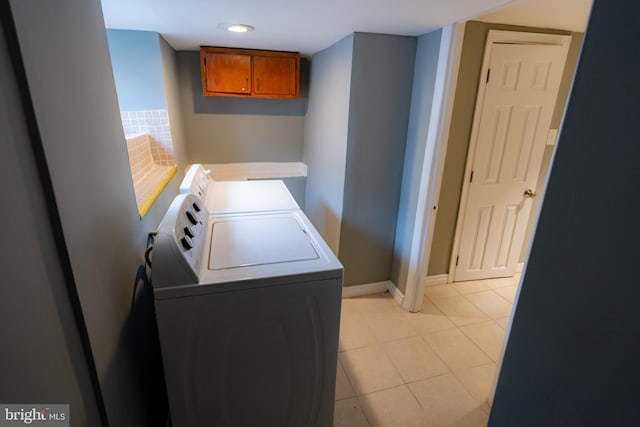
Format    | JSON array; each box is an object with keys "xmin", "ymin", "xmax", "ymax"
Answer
[
  {"xmin": 0, "ymin": 13, "xmax": 101, "ymax": 425},
  {"xmin": 490, "ymin": 0, "xmax": 640, "ymax": 423},
  {"xmin": 160, "ymin": 35, "xmax": 188, "ymax": 172},
  {"xmin": 303, "ymin": 35, "xmax": 354, "ymax": 253},
  {"xmin": 391, "ymin": 30, "xmax": 443, "ymax": 293},
  {"xmin": 339, "ymin": 33, "xmax": 416, "ymax": 286},
  {"xmin": 427, "ymin": 21, "xmax": 583, "ymax": 275},
  {"xmin": 8, "ymin": 0, "xmax": 189, "ymax": 424},
  {"xmin": 176, "ymin": 51, "xmax": 306, "ymax": 164}
]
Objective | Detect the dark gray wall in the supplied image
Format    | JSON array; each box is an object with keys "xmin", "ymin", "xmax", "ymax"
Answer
[
  {"xmin": 339, "ymin": 33, "xmax": 416, "ymax": 286},
  {"xmin": 8, "ymin": 0, "xmax": 186, "ymax": 424},
  {"xmin": 0, "ymin": 12, "xmax": 101, "ymax": 425},
  {"xmin": 490, "ymin": 0, "xmax": 640, "ymax": 424},
  {"xmin": 391, "ymin": 30, "xmax": 443, "ymax": 293},
  {"xmin": 303, "ymin": 34, "xmax": 354, "ymax": 253},
  {"xmin": 427, "ymin": 21, "xmax": 582, "ymax": 275},
  {"xmin": 176, "ymin": 51, "xmax": 307, "ymax": 164}
]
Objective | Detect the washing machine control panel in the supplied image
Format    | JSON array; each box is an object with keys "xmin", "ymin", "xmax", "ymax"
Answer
[
  {"xmin": 179, "ymin": 164, "xmax": 211, "ymax": 202},
  {"xmin": 153, "ymin": 194, "xmax": 210, "ymax": 288}
]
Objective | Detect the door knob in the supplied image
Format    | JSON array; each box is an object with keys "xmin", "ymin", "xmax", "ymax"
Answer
[{"xmin": 523, "ymin": 189, "xmax": 536, "ymax": 198}]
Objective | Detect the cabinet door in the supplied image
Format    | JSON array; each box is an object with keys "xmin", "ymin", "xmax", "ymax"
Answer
[
  {"xmin": 253, "ymin": 55, "xmax": 298, "ymax": 97},
  {"xmin": 204, "ymin": 52, "xmax": 251, "ymax": 95}
]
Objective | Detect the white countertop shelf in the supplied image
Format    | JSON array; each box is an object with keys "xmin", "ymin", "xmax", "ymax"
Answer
[{"xmin": 203, "ymin": 162, "xmax": 307, "ymax": 181}]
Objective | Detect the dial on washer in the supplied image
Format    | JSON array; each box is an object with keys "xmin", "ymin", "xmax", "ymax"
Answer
[
  {"xmin": 185, "ymin": 210, "xmax": 198, "ymax": 225},
  {"xmin": 181, "ymin": 235, "xmax": 193, "ymax": 250}
]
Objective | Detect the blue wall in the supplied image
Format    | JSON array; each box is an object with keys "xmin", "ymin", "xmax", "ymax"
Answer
[
  {"xmin": 302, "ymin": 35, "xmax": 354, "ymax": 253},
  {"xmin": 338, "ymin": 33, "xmax": 416, "ymax": 286},
  {"xmin": 391, "ymin": 29, "xmax": 443, "ymax": 293},
  {"xmin": 106, "ymin": 29, "xmax": 166, "ymax": 111}
]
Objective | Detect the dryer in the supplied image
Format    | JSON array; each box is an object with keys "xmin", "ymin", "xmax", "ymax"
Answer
[
  {"xmin": 180, "ymin": 163, "xmax": 300, "ymax": 214},
  {"xmin": 152, "ymin": 194, "xmax": 343, "ymax": 427}
]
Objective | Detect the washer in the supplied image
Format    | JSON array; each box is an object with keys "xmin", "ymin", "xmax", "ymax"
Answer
[
  {"xmin": 152, "ymin": 193, "xmax": 343, "ymax": 427},
  {"xmin": 180, "ymin": 163, "xmax": 300, "ymax": 214}
]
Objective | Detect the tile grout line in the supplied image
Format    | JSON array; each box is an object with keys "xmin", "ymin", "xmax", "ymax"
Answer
[
  {"xmin": 468, "ymin": 287, "xmax": 515, "ymax": 305},
  {"xmin": 450, "ymin": 361, "xmax": 497, "ymax": 405},
  {"xmin": 352, "ymin": 395, "xmax": 373, "ymax": 427},
  {"xmin": 336, "ymin": 359, "xmax": 358, "ymax": 402},
  {"xmin": 460, "ymin": 290, "xmax": 513, "ymax": 320},
  {"xmin": 336, "ymin": 287, "xmax": 515, "ymax": 426}
]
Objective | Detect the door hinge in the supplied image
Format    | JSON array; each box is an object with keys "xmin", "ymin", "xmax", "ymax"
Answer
[
  {"xmin": 455, "ymin": 256, "xmax": 459, "ymax": 266},
  {"xmin": 470, "ymin": 170, "xmax": 474, "ymax": 183},
  {"xmin": 486, "ymin": 68, "xmax": 491, "ymax": 84}
]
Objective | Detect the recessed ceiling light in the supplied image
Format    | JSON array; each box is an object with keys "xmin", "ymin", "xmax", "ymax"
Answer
[{"xmin": 226, "ymin": 24, "xmax": 254, "ymax": 33}]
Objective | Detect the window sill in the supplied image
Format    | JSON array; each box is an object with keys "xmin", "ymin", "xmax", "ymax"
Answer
[{"xmin": 134, "ymin": 165, "xmax": 177, "ymax": 217}]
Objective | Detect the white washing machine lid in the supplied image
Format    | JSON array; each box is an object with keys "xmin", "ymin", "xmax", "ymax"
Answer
[
  {"xmin": 183, "ymin": 211, "xmax": 343, "ymax": 292},
  {"xmin": 152, "ymin": 198, "xmax": 343, "ymax": 300},
  {"xmin": 209, "ymin": 216, "xmax": 319, "ymax": 270}
]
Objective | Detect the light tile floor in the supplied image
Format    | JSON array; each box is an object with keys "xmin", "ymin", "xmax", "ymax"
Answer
[{"xmin": 334, "ymin": 274, "xmax": 520, "ymax": 427}]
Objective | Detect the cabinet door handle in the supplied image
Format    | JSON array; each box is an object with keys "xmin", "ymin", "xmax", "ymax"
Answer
[
  {"xmin": 257, "ymin": 77, "xmax": 260, "ymax": 92},
  {"xmin": 242, "ymin": 77, "xmax": 248, "ymax": 91}
]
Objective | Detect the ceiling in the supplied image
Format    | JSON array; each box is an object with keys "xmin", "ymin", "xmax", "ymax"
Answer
[
  {"xmin": 100, "ymin": 0, "xmax": 592, "ymax": 56},
  {"xmin": 476, "ymin": 0, "xmax": 592, "ymax": 33}
]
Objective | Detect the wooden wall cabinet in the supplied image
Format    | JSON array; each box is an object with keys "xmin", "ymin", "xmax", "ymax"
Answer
[{"xmin": 200, "ymin": 47, "xmax": 300, "ymax": 98}]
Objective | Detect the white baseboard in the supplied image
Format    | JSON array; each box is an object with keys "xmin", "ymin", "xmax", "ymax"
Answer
[
  {"xmin": 516, "ymin": 262, "xmax": 524, "ymax": 273},
  {"xmin": 387, "ymin": 281, "xmax": 405, "ymax": 306},
  {"xmin": 342, "ymin": 281, "xmax": 390, "ymax": 298},
  {"xmin": 425, "ymin": 274, "xmax": 448, "ymax": 287}
]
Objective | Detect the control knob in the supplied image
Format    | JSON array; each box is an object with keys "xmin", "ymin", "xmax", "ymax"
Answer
[
  {"xmin": 185, "ymin": 209, "xmax": 198, "ymax": 225},
  {"xmin": 181, "ymin": 235, "xmax": 193, "ymax": 250},
  {"xmin": 184, "ymin": 225, "xmax": 195, "ymax": 238},
  {"xmin": 192, "ymin": 201, "xmax": 201, "ymax": 212}
]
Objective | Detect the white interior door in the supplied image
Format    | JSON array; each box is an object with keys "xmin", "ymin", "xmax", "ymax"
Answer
[{"xmin": 454, "ymin": 41, "xmax": 569, "ymax": 282}]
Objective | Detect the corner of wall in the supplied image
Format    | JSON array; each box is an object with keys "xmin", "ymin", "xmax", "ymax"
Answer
[
  {"xmin": 159, "ymin": 35, "xmax": 188, "ymax": 173},
  {"xmin": 391, "ymin": 29, "xmax": 444, "ymax": 293},
  {"xmin": 302, "ymin": 34, "xmax": 354, "ymax": 254}
]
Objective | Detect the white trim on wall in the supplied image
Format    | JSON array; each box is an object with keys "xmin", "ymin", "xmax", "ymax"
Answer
[
  {"xmin": 401, "ymin": 22, "xmax": 466, "ymax": 313},
  {"xmin": 341, "ymin": 281, "xmax": 390, "ymax": 298},
  {"xmin": 516, "ymin": 262, "xmax": 525, "ymax": 273},
  {"xmin": 388, "ymin": 281, "xmax": 405, "ymax": 306},
  {"xmin": 341, "ymin": 281, "xmax": 404, "ymax": 307},
  {"xmin": 425, "ymin": 274, "xmax": 449, "ymax": 287}
]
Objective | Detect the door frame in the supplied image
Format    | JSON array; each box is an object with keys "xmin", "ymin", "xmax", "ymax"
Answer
[{"xmin": 446, "ymin": 30, "xmax": 572, "ymax": 283}]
